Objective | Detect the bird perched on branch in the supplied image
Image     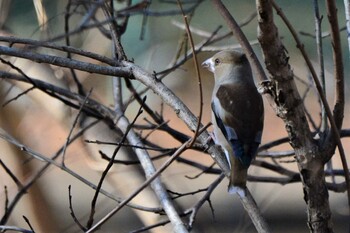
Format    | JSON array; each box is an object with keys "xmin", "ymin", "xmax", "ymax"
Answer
[{"xmin": 202, "ymin": 50, "xmax": 264, "ymax": 194}]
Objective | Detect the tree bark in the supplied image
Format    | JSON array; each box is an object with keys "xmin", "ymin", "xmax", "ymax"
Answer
[{"xmin": 256, "ymin": 0, "xmax": 333, "ymax": 232}]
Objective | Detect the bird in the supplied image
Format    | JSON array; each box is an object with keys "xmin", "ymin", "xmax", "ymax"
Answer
[{"xmin": 202, "ymin": 50, "xmax": 264, "ymax": 194}]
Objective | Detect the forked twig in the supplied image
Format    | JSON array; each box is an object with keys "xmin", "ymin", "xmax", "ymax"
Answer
[{"xmin": 86, "ymin": 124, "xmax": 210, "ymax": 232}]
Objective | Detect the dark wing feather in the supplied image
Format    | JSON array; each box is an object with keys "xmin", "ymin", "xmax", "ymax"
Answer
[{"xmin": 212, "ymin": 83, "xmax": 263, "ymax": 168}]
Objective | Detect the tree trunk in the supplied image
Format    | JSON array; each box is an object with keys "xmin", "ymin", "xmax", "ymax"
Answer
[{"xmin": 256, "ymin": 0, "xmax": 334, "ymax": 232}]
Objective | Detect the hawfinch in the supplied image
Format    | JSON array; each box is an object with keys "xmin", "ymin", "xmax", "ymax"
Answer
[{"xmin": 202, "ymin": 50, "xmax": 264, "ymax": 193}]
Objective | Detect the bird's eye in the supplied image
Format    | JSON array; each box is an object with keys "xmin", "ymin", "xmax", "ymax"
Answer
[{"xmin": 214, "ymin": 58, "xmax": 220, "ymax": 65}]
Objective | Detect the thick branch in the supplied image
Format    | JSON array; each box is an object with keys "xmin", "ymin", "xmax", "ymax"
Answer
[{"xmin": 238, "ymin": 188, "xmax": 271, "ymax": 233}]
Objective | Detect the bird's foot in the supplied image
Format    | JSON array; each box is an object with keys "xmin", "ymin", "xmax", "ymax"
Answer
[
  {"xmin": 205, "ymin": 132, "xmax": 217, "ymax": 144},
  {"xmin": 203, "ymin": 132, "xmax": 216, "ymax": 152}
]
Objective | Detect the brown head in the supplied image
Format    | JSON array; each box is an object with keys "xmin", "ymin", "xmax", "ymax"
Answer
[{"xmin": 202, "ymin": 50, "xmax": 254, "ymax": 84}]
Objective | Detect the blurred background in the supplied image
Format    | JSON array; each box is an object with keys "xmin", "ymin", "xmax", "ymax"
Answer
[{"xmin": 0, "ymin": 0, "xmax": 349, "ymax": 232}]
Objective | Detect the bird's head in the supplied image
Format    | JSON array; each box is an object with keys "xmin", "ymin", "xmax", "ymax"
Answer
[{"xmin": 202, "ymin": 50, "xmax": 252, "ymax": 83}]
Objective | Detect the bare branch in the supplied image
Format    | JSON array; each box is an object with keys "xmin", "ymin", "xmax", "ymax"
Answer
[
  {"xmin": 344, "ymin": 0, "xmax": 350, "ymax": 54},
  {"xmin": 68, "ymin": 185, "xmax": 86, "ymax": 231},
  {"xmin": 0, "ymin": 225, "xmax": 34, "ymax": 233},
  {"xmin": 0, "ymin": 46, "xmax": 132, "ymax": 78},
  {"xmin": 0, "ymin": 160, "xmax": 23, "ymax": 189},
  {"xmin": 177, "ymin": 0, "xmax": 203, "ymax": 146},
  {"xmin": 325, "ymin": 0, "xmax": 345, "ymax": 131},
  {"xmin": 237, "ymin": 188, "xmax": 271, "ymax": 233},
  {"xmin": 187, "ymin": 173, "xmax": 225, "ymax": 228},
  {"xmin": 0, "ymin": 36, "xmax": 119, "ymax": 66},
  {"xmin": 62, "ymin": 89, "xmax": 92, "ymax": 166},
  {"xmin": 22, "ymin": 216, "xmax": 35, "ymax": 233},
  {"xmin": 312, "ymin": 0, "xmax": 327, "ymax": 132}
]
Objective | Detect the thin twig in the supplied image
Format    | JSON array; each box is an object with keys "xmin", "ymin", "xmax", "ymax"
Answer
[
  {"xmin": 177, "ymin": 0, "xmax": 203, "ymax": 147},
  {"xmin": 325, "ymin": 0, "xmax": 345, "ymax": 131},
  {"xmin": 299, "ymin": 25, "xmax": 346, "ymax": 38},
  {"xmin": 22, "ymin": 216, "xmax": 35, "ymax": 233},
  {"xmin": 65, "ymin": 0, "xmax": 86, "ymax": 96},
  {"xmin": 62, "ymin": 89, "xmax": 92, "ymax": 166},
  {"xmin": 68, "ymin": 185, "xmax": 86, "ymax": 231},
  {"xmin": 344, "ymin": 0, "xmax": 350, "ymax": 55},
  {"xmin": 0, "ymin": 225, "xmax": 34, "ymax": 233},
  {"xmin": 0, "ymin": 160, "xmax": 23, "ymax": 189},
  {"xmin": 187, "ymin": 173, "xmax": 225, "ymax": 228},
  {"xmin": 312, "ymin": 0, "xmax": 327, "ymax": 132},
  {"xmin": 2, "ymin": 86, "xmax": 35, "ymax": 107},
  {"xmin": 312, "ymin": 0, "xmax": 335, "ymax": 185},
  {"xmin": 102, "ymin": 1, "xmax": 127, "ymax": 60},
  {"xmin": 0, "ymin": 57, "xmax": 37, "ymax": 87},
  {"xmin": 86, "ymin": 98, "xmax": 145, "ymax": 229},
  {"xmin": 4, "ymin": 186, "xmax": 9, "ymax": 214}
]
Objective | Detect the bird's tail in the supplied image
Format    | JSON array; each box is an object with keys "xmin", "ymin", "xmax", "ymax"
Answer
[
  {"xmin": 228, "ymin": 156, "xmax": 248, "ymax": 195},
  {"xmin": 228, "ymin": 185, "xmax": 246, "ymax": 196}
]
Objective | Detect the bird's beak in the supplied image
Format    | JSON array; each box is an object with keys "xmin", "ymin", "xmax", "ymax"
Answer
[
  {"xmin": 201, "ymin": 58, "xmax": 214, "ymax": 73},
  {"xmin": 201, "ymin": 60, "xmax": 210, "ymax": 69}
]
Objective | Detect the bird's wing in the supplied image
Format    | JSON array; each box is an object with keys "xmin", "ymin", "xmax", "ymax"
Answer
[{"xmin": 211, "ymin": 83, "xmax": 263, "ymax": 167}]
